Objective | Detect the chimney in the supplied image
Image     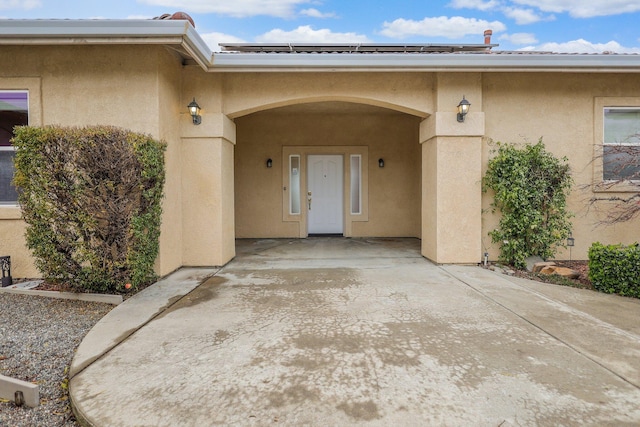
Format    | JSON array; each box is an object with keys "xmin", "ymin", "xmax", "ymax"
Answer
[{"xmin": 484, "ymin": 29, "xmax": 493, "ymax": 45}]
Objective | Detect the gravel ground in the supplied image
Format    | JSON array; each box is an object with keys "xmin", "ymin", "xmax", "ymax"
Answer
[{"xmin": 0, "ymin": 293, "xmax": 113, "ymax": 426}]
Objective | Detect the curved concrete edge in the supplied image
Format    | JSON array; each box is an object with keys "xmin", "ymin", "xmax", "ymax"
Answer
[
  {"xmin": 69, "ymin": 267, "xmax": 218, "ymax": 379},
  {"xmin": 0, "ymin": 287, "xmax": 123, "ymax": 305}
]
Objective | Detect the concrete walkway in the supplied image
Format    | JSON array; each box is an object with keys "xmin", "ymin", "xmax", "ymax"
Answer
[{"xmin": 69, "ymin": 238, "xmax": 640, "ymax": 426}]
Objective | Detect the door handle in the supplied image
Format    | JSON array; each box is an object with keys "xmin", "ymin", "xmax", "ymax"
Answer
[{"xmin": 307, "ymin": 191, "xmax": 312, "ymax": 210}]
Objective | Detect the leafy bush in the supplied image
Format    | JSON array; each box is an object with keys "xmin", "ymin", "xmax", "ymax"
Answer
[
  {"xmin": 13, "ymin": 125, "xmax": 166, "ymax": 293},
  {"xmin": 483, "ymin": 139, "xmax": 573, "ymax": 269},
  {"xmin": 588, "ymin": 242, "xmax": 640, "ymax": 298}
]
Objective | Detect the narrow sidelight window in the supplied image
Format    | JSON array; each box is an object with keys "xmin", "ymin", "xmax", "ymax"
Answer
[
  {"xmin": 289, "ymin": 155, "xmax": 301, "ymax": 214},
  {"xmin": 350, "ymin": 155, "xmax": 361, "ymax": 214}
]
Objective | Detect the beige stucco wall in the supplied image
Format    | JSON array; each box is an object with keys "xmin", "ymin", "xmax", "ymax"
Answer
[
  {"xmin": 234, "ymin": 105, "xmax": 422, "ymax": 239},
  {"xmin": 181, "ymin": 133, "xmax": 236, "ymax": 266},
  {"xmin": 221, "ymin": 72, "xmax": 433, "ymax": 119},
  {"xmin": 222, "ymin": 69, "xmax": 640, "ymax": 262},
  {"xmin": 0, "ymin": 45, "xmax": 186, "ymax": 277},
  {"xmin": 419, "ymin": 73, "xmax": 484, "ymax": 264},
  {"xmin": 482, "ymin": 73, "xmax": 640, "ymax": 261},
  {"xmin": 421, "ymin": 135, "xmax": 483, "ymax": 263},
  {"xmin": 179, "ymin": 67, "xmax": 237, "ymax": 267},
  {"xmin": 3, "ymin": 42, "xmax": 640, "ymax": 277},
  {"xmin": 156, "ymin": 48, "xmax": 185, "ymax": 275}
]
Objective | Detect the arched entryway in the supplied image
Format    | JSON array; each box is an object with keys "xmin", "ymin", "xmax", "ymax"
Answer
[{"xmin": 233, "ymin": 101, "xmax": 423, "ymax": 240}]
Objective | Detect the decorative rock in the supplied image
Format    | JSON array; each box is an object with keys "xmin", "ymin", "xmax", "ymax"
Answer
[
  {"xmin": 553, "ymin": 266, "xmax": 581, "ymax": 279},
  {"xmin": 538, "ymin": 265, "xmax": 580, "ymax": 279},
  {"xmin": 533, "ymin": 261, "xmax": 556, "ymax": 273},
  {"xmin": 540, "ymin": 266, "xmax": 557, "ymax": 275}
]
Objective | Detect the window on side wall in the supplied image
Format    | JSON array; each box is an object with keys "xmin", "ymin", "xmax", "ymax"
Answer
[
  {"xmin": 603, "ymin": 107, "xmax": 640, "ymax": 181},
  {"xmin": 0, "ymin": 91, "xmax": 28, "ymax": 204}
]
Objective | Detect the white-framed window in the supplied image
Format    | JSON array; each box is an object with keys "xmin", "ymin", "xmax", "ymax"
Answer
[
  {"xmin": 0, "ymin": 90, "xmax": 28, "ymax": 204},
  {"xmin": 350, "ymin": 155, "xmax": 361, "ymax": 215},
  {"xmin": 289, "ymin": 155, "xmax": 301, "ymax": 215},
  {"xmin": 603, "ymin": 107, "xmax": 640, "ymax": 181}
]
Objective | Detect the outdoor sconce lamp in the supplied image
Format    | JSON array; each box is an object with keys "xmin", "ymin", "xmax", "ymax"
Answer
[
  {"xmin": 378, "ymin": 158, "xmax": 385, "ymax": 168},
  {"xmin": 1, "ymin": 256, "xmax": 12, "ymax": 287},
  {"xmin": 266, "ymin": 158, "xmax": 273, "ymax": 168},
  {"xmin": 456, "ymin": 95, "xmax": 471, "ymax": 122},
  {"xmin": 188, "ymin": 98, "xmax": 201, "ymax": 125}
]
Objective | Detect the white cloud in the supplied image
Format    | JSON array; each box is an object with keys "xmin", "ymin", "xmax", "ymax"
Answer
[
  {"xmin": 0, "ymin": 0, "xmax": 41, "ymax": 10},
  {"xmin": 499, "ymin": 32, "xmax": 538, "ymax": 44},
  {"xmin": 448, "ymin": 0, "xmax": 501, "ymax": 11},
  {"xmin": 201, "ymin": 32, "xmax": 247, "ymax": 52},
  {"xmin": 300, "ymin": 8, "xmax": 336, "ymax": 18},
  {"xmin": 511, "ymin": 0, "xmax": 640, "ymax": 18},
  {"xmin": 523, "ymin": 39, "xmax": 640, "ymax": 53},
  {"xmin": 138, "ymin": 0, "xmax": 311, "ymax": 18},
  {"xmin": 255, "ymin": 25, "xmax": 370, "ymax": 43},
  {"xmin": 380, "ymin": 16, "xmax": 506, "ymax": 39},
  {"xmin": 502, "ymin": 7, "xmax": 553, "ymax": 24}
]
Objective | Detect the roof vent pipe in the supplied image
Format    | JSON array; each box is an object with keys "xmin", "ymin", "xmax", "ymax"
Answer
[{"xmin": 484, "ymin": 29, "xmax": 492, "ymax": 45}]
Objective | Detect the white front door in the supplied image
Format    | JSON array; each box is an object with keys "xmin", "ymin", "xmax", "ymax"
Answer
[{"xmin": 307, "ymin": 155, "xmax": 343, "ymax": 234}]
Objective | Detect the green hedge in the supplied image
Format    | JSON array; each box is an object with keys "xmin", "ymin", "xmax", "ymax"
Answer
[
  {"xmin": 12, "ymin": 125, "xmax": 166, "ymax": 293},
  {"xmin": 588, "ymin": 242, "xmax": 640, "ymax": 298}
]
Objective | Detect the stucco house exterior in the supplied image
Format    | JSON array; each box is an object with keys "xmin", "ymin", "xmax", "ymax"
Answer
[{"xmin": 1, "ymin": 15, "xmax": 639, "ymax": 278}]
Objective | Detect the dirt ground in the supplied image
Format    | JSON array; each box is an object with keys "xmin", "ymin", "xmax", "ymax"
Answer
[{"xmin": 513, "ymin": 260, "xmax": 595, "ymax": 291}]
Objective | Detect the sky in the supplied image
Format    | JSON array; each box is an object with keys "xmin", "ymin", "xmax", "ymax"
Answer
[{"xmin": 1, "ymin": 0, "xmax": 640, "ymax": 53}]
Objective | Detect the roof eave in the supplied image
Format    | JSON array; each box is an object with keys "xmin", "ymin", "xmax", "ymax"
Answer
[
  {"xmin": 209, "ymin": 52, "xmax": 640, "ymax": 73},
  {"xmin": 0, "ymin": 19, "xmax": 213, "ymax": 69}
]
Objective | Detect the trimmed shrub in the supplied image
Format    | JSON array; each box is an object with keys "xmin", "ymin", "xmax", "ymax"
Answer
[
  {"xmin": 482, "ymin": 139, "xmax": 573, "ymax": 269},
  {"xmin": 12, "ymin": 125, "xmax": 166, "ymax": 293},
  {"xmin": 588, "ymin": 242, "xmax": 640, "ymax": 298}
]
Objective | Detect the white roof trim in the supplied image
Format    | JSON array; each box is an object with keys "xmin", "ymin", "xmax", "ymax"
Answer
[{"xmin": 210, "ymin": 52, "xmax": 640, "ymax": 73}]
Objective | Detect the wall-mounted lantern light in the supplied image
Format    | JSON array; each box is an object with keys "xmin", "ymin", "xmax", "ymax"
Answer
[
  {"xmin": 378, "ymin": 158, "xmax": 385, "ymax": 168},
  {"xmin": 188, "ymin": 98, "xmax": 201, "ymax": 125},
  {"xmin": 266, "ymin": 158, "xmax": 273, "ymax": 168},
  {"xmin": 456, "ymin": 96, "xmax": 470, "ymax": 122}
]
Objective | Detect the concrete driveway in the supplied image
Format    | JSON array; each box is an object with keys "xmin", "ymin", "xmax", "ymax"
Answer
[{"xmin": 70, "ymin": 238, "xmax": 640, "ymax": 426}]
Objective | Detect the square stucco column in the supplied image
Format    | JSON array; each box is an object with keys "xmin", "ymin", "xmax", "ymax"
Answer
[
  {"xmin": 181, "ymin": 113, "xmax": 236, "ymax": 266},
  {"xmin": 420, "ymin": 112, "xmax": 484, "ymax": 264}
]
